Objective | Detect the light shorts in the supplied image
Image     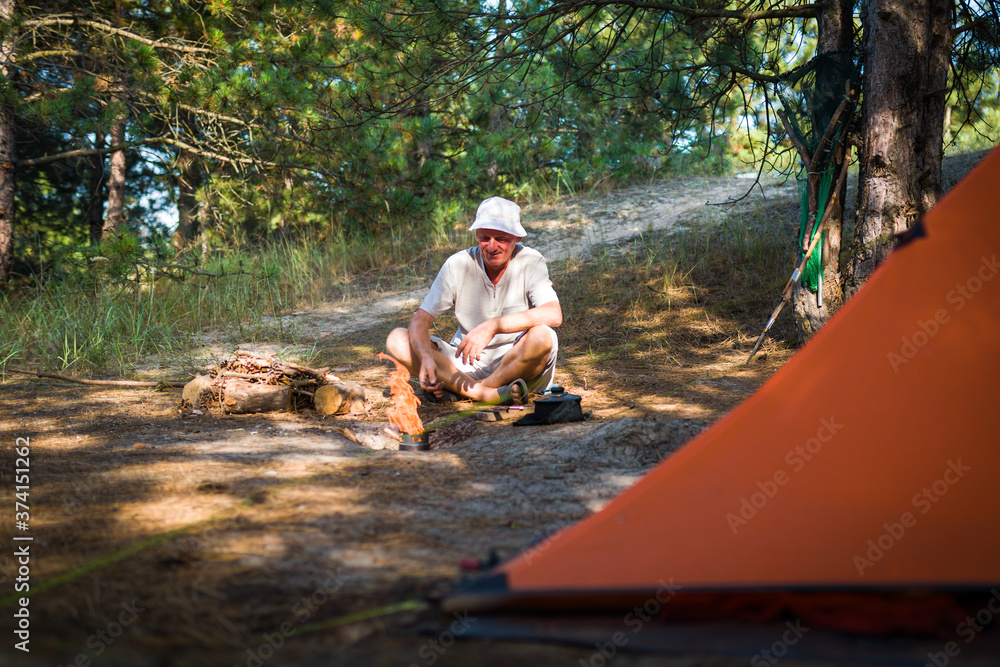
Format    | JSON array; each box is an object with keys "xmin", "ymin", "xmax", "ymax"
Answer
[{"xmin": 430, "ymin": 325, "xmax": 559, "ymax": 392}]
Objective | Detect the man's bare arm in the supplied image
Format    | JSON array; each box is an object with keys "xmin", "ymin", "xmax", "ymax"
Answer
[{"xmin": 496, "ymin": 300, "xmax": 563, "ymax": 333}]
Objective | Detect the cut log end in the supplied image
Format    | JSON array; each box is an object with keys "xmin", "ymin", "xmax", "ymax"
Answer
[
  {"xmin": 315, "ymin": 382, "xmax": 367, "ymax": 416},
  {"xmin": 182, "ymin": 374, "xmax": 215, "ymax": 408}
]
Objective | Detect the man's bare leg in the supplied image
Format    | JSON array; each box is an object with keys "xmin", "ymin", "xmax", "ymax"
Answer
[
  {"xmin": 384, "ymin": 327, "xmax": 480, "ymax": 398},
  {"xmin": 470, "ymin": 326, "xmax": 553, "ymax": 401},
  {"xmin": 385, "ymin": 326, "xmax": 553, "ymax": 403}
]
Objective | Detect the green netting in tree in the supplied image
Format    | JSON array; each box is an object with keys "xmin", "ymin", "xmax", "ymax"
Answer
[
  {"xmin": 795, "ymin": 147, "xmax": 836, "ymax": 291},
  {"xmin": 777, "ymin": 52, "xmax": 854, "ymax": 293}
]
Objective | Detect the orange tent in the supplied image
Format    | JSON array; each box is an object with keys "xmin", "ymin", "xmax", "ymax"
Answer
[{"xmin": 444, "ymin": 146, "xmax": 1000, "ymax": 635}]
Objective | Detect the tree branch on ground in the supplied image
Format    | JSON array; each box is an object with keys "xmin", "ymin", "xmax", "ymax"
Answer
[{"xmin": 7, "ymin": 368, "xmax": 187, "ymax": 388}]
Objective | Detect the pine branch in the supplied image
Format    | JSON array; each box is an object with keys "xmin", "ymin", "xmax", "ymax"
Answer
[
  {"xmin": 18, "ymin": 49, "xmax": 84, "ymax": 63},
  {"xmin": 17, "ymin": 138, "xmax": 165, "ymax": 167},
  {"xmin": 524, "ymin": 1, "xmax": 821, "ymax": 23},
  {"xmin": 23, "ymin": 16, "xmax": 217, "ymax": 55}
]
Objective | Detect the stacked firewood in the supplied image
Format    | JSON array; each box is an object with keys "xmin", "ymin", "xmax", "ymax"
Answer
[{"xmin": 182, "ymin": 351, "xmax": 366, "ymax": 415}]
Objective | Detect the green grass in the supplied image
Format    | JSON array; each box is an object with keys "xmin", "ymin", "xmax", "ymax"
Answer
[{"xmin": 0, "ymin": 222, "xmax": 467, "ymax": 378}]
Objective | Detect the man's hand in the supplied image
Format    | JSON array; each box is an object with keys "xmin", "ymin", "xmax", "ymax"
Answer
[
  {"xmin": 418, "ymin": 355, "xmax": 444, "ymax": 397},
  {"xmin": 456, "ymin": 318, "xmax": 498, "ymax": 365},
  {"xmin": 409, "ymin": 309, "xmax": 445, "ymax": 397}
]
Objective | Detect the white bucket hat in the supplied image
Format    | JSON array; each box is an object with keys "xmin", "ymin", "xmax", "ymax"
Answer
[{"xmin": 469, "ymin": 196, "xmax": 527, "ymax": 238}]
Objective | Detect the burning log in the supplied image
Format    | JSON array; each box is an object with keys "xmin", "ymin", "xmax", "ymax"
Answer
[{"xmin": 376, "ymin": 352, "xmax": 424, "ymax": 436}]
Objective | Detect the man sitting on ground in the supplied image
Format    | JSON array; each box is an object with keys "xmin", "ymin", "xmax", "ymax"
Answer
[{"xmin": 385, "ymin": 196, "xmax": 562, "ymax": 404}]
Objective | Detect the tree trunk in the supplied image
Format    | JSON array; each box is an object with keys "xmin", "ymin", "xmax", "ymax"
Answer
[
  {"xmin": 199, "ymin": 192, "xmax": 210, "ymax": 256},
  {"xmin": 0, "ymin": 0, "xmax": 16, "ymax": 287},
  {"xmin": 173, "ymin": 148, "xmax": 201, "ymax": 245},
  {"xmin": 88, "ymin": 129, "xmax": 106, "ymax": 245},
  {"xmin": 103, "ymin": 117, "xmax": 127, "ymax": 238},
  {"xmin": 846, "ymin": 0, "xmax": 952, "ymax": 296},
  {"xmin": 793, "ymin": 0, "xmax": 855, "ymax": 337}
]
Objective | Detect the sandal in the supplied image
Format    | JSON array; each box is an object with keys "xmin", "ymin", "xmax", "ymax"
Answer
[{"xmin": 497, "ymin": 378, "xmax": 528, "ymax": 406}]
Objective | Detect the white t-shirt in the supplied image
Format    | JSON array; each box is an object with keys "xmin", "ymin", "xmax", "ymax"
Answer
[{"xmin": 419, "ymin": 244, "xmax": 559, "ymax": 351}]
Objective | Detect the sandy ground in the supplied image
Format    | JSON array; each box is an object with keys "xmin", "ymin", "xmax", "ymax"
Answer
[{"xmin": 1, "ymin": 171, "xmax": 946, "ymax": 667}]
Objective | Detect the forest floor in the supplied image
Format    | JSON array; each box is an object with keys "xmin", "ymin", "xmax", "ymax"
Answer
[{"xmin": 1, "ymin": 158, "xmax": 991, "ymax": 667}]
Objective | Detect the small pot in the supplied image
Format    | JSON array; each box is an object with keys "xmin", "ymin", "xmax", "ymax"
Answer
[{"xmin": 400, "ymin": 432, "xmax": 429, "ymax": 451}]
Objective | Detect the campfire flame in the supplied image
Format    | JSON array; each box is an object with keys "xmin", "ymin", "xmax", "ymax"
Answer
[{"xmin": 377, "ymin": 352, "xmax": 424, "ymax": 435}]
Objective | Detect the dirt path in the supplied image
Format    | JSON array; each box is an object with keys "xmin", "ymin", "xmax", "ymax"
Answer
[
  {"xmin": 524, "ymin": 173, "xmax": 795, "ymax": 262},
  {"xmin": 2, "ymin": 173, "xmax": 802, "ymax": 667}
]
